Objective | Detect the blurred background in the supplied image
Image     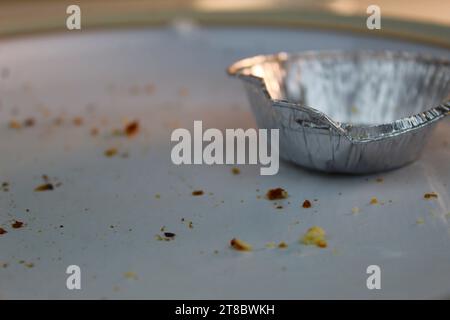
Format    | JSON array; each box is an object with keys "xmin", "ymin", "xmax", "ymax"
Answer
[{"xmin": 1, "ymin": 0, "xmax": 449, "ymax": 47}]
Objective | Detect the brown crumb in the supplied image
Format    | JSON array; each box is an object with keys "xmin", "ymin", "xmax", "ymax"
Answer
[
  {"xmin": 90, "ymin": 127, "xmax": 99, "ymax": 136},
  {"xmin": 231, "ymin": 167, "xmax": 240, "ymax": 175},
  {"xmin": 124, "ymin": 120, "xmax": 139, "ymax": 138},
  {"xmin": 178, "ymin": 87, "xmax": 189, "ymax": 97},
  {"xmin": 72, "ymin": 117, "xmax": 83, "ymax": 126},
  {"xmin": 8, "ymin": 120, "xmax": 21, "ymax": 129},
  {"xmin": 302, "ymin": 200, "xmax": 312, "ymax": 208},
  {"xmin": 144, "ymin": 84, "xmax": 155, "ymax": 94},
  {"xmin": 53, "ymin": 117, "xmax": 64, "ymax": 126},
  {"xmin": 23, "ymin": 118, "xmax": 35, "ymax": 127},
  {"xmin": 266, "ymin": 188, "xmax": 288, "ymax": 200},
  {"xmin": 424, "ymin": 192, "xmax": 438, "ymax": 199},
  {"xmin": 192, "ymin": 190, "xmax": 204, "ymax": 196},
  {"xmin": 0, "ymin": 228, "xmax": 7, "ymax": 235},
  {"xmin": 370, "ymin": 197, "xmax": 379, "ymax": 205},
  {"xmin": 11, "ymin": 220, "xmax": 24, "ymax": 229},
  {"xmin": 276, "ymin": 205, "xmax": 283, "ymax": 209},
  {"xmin": 230, "ymin": 238, "xmax": 252, "ymax": 251},
  {"xmin": 278, "ymin": 242, "xmax": 288, "ymax": 249},
  {"xmin": 376, "ymin": 177, "xmax": 384, "ymax": 183},
  {"xmin": 188, "ymin": 221, "xmax": 193, "ymax": 229},
  {"xmin": 34, "ymin": 183, "xmax": 54, "ymax": 192},
  {"xmin": 104, "ymin": 148, "xmax": 118, "ymax": 157}
]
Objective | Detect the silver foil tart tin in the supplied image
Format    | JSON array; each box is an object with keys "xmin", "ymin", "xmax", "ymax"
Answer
[{"xmin": 228, "ymin": 51, "xmax": 450, "ymax": 174}]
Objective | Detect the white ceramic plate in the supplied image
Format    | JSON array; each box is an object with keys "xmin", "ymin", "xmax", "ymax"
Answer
[{"xmin": 0, "ymin": 26, "xmax": 449, "ymax": 299}]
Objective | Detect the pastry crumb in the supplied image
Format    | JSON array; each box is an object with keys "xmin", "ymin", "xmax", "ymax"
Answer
[
  {"xmin": 302, "ymin": 200, "xmax": 312, "ymax": 208},
  {"xmin": 231, "ymin": 167, "xmax": 240, "ymax": 175},
  {"xmin": 230, "ymin": 238, "xmax": 252, "ymax": 251},
  {"xmin": 265, "ymin": 242, "xmax": 276, "ymax": 249},
  {"xmin": 125, "ymin": 120, "xmax": 139, "ymax": 138},
  {"xmin": 11, "ymin": 220, "xmax": 24, "ymax": 229},
  {"xmin": 8, "ymin": 120, "xmax": 22, "ymax": 129},
  {"xmin": 123, "ymin": 272, "xmax": 138, "ymax": 280},
  {"xmin": 192, "ymin": 190, "xmax": 204, "ymax": 196},
  {"xmin": 266, "ymin": 188, "xmax": 288, "ymax": 200},
  {"xmin": 370, "ymin": 197, "xmax": 379, "ymax": 205},
  {"xmin": 424, "ymin": 192, "xmax": 438, "ymax": 199},
  {"xmin": 278, "ymin": 242, "xmax": 288, "ymax": 249},
  {"xmin": 301, "ymin": 226, "xmax": 327, "ymax": 248},
  {"xmin": 34, "ymin": 183, "xmax": 54, "ymax": 192},
  {"xmin": 104, "ymin": 148, "xmax": 118, "ymax": 157},
  {"xmin": 72, "ymin": 117, "xmax": 83, "ymax": 126}
]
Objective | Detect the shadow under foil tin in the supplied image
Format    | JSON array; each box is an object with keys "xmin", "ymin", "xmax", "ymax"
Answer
[{"xmin": 228, "ymin": 51, "xmax": 450, "ymax": 174}]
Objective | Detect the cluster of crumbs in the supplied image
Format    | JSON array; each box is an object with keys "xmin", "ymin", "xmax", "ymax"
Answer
[
  {"xmin": 230, "ymin": 238, "xmax": 253, "ymax": 251},
  {"xmin": 266, "ymin": 188, "xmax": 288, "ymax": 200},
  {"xmin": 301, "ymin": 226, "xmax": 327, "ymax": 248},
  {"xmin": 0, "ymin": 219, "xmax": 25, "ymax": 236}
]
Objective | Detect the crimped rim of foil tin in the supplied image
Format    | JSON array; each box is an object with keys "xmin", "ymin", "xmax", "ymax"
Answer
[{"xmin": 228, "ymin": 50, "xmax": 450, "ymax": 143}]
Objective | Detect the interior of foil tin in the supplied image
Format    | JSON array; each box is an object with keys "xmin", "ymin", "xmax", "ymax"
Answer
[{"xmin": 248, "ymin": 53, "xmax": 450, "ymax": 125}]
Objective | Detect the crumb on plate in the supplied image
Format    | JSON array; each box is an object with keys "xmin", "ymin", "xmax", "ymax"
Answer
[
  {"xmin": 125, "ymin": 120, "xmax": 139, "ymax": 137},
  {"xmin": 104, "ymin": 148, "xmax": 118, "ymax": 157},
  {"xmin": 301, "ymin": 226, "xmax": 327, "ymax": 248},
  {"xmin": 11, "ymin": 220, "xmax": 24, "ymax": 229},
  {"xmin": 424, "ymin": 192, "xmax": 438, "ymax": 199},
  {"xmin": 72, "ymin": 117, "xmax": 83, "ymax": 126},
  {"xmin": 8, "ymin": 120, "xmax": 21, "ymax": 129},
  {"xmin": 278, "ymin": 242, "xmax": 288, "ymax": 249},
  {"xmin": 124, "ymin": 272, "xmax": 138, "ymax": 280},
  {"xmin": 266, "ymin": 188, "xmax": 288, "ymax": 200},
  {"xmin": 302, "ymin": 200, "xmax": 312, "ymax": 208},
  {"xmin": 192, "ymin": 190, "xmax": 204, "ymax": 196},
  {"xmin": 265, "ymin": 242, "xmax": 276, "ymax": 249},
  {"xmin": 34, "ymin": 183, "xmax": 54, "ymax": 192},
  {"xmin": 230, "ymin": 238, "xmax": 252, "ymax": 251}
]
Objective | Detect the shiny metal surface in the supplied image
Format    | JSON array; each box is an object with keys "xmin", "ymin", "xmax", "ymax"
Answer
[{"xmin": 228, "ymin": 51, "xmax": 450, "ymax": 173}]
